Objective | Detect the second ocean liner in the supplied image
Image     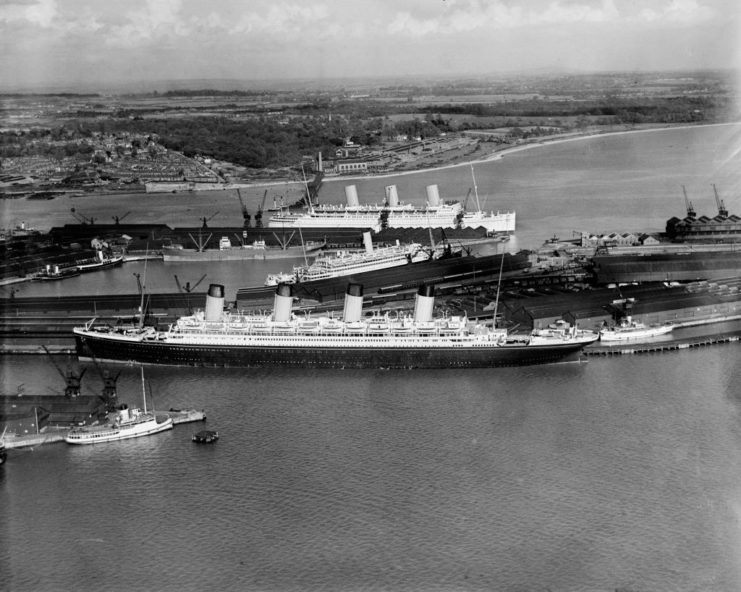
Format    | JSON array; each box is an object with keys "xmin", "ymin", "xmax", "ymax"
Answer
[
  {"xmin": 74, "ymin": 283, "xmax": 598, "ymax": 369},
  {"xmin": 268, "ymin": 183, "xmax": 516, "ymax": 234}
]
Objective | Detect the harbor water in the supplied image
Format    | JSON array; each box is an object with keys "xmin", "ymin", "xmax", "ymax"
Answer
[
  {"xmin": 2, "ymin": 124, "xmax": 741, "ymax": 591},
  {"xmin": 3, "ymin": 352, "xmax": 741, "ymax": 592}
]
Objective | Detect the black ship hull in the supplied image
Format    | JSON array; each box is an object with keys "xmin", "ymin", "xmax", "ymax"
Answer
[{"xmin": 75, "ymin": 333, "xmax": 588, "ymax": 369}]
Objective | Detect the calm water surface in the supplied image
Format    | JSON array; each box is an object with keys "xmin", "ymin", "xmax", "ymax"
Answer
[
  {"xmin": 2, "ymin": 351, "xmax": 741, "ymax": 592},
  {"xmin": 2, "ymin": 124, "xmax": 741, "ymax": 591}
]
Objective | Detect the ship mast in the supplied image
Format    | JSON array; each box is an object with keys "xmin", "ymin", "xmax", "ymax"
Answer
[
  {"xmin": 140, "ymin": 366, "xmax": 147, "ymax": 414},
  {"xmin": 298, "ymin": 225, "xmax": 308, "ymax": 267},
  {"xmin": 302, "ymin": 163, "xmax": 314, "ymax": 213},
  {"xmin": 470, "ymin": 164, "xmax": 482, "ymax": 212},
  {"xmin": 492, "ymin": 250, "xmax": 505, "ymax": 328},
  {"xmin": 135, "ymin": 248, "xmax": 149, "ymax": 330}
]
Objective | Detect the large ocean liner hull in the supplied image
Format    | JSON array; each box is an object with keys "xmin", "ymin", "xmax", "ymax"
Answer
[
  {"xmin": 75, "ymin": 333, "xmax": 588, "ymax": 369},
  {"xmin": 74, "ymin": 283, "xmax": 596, "ymax": 369}
]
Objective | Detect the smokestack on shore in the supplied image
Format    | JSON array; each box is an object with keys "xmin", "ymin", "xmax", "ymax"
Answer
[
  {"xmin": 425, "ymin": 184, "xmax": 441, "ymax": 207},
  {"xmin": 343, "ymin": 283, "xmax": 364, "ymax": 323},
  {"xmin": 413, "ymin": 284, "xmax": 435, "ymax": 323},
  {"xmin": 345, "ymin": 185, "xmax": 360, "ymax": 208},
  {"xmin": 205, "ymin": 284, "xmax": 225, "ymax": 322},
  {"xmin": 273, "ymin": 284, "xmax": 293, "ymax": 322},
  {"xmin": 385, "ymin": 185, "xmax": 399, "ymax": 207}
]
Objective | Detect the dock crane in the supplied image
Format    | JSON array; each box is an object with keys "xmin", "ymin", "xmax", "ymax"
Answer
[
  {"xmin": 201, "ymin": 211, "xmax": 219, "ymax": 228},
  {"xmin": 236, "ymin": 189, "xmax": 251, "ymax": 228},
  {"xmin": 462, "ymin": 187, "xmax": 473, "ymax": 211},
  {"xmin": 254, "ymin": 190, "xmax": 267, "ymax": 228},
  {"xmin": 682, "ymin": 185, "xmax": 696, "ymax": 219},
  {"xmin": 42, "ymin": 345, "xmax": 86, "ymax": 398},
  {"xmin": 89, "ymin": 351, "xmax": 121, "ymax": 411},
  {"xmin": 174, "ymin": 273, "xmax": 207, "ymax": 314},
  {"xmin": 70, "ymin": 207, "xmax": 95, "ymax": 225},
  {"xmin": 712, "ymin": 184, "xmax": 728, "ymax": 218},
  {"xmin": 112, "ymin": 212, "xmax": 131, "ymax": 225},
  {"xmin": 174, "ymin": 273, "xmax": 207, "ymax": 294}
]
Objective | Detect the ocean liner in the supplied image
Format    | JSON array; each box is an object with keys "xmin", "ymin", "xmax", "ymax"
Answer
[
  {"xmin": 268, "ymin": 184, "xmax": 516, "ymax": 235},
  {"xmin": 265, "ymin": 231, "xmax": 428, "ymax": 286},
  {"xmin": 74, "ymin": 283, "xmax": 598, "ymax": 369}
]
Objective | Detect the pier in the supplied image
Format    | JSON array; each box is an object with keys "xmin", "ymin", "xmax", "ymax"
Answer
[{"xmin": 584, "ymin": 328, "xmax": 741, "ymax": 356}]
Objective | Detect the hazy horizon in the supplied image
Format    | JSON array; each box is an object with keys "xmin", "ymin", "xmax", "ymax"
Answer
[
  {"xmin": 1, "ymin": 0, "xmax": 739, "ymax": 93},
  {"xmin": 3, "ymin": 69, "xmax": 738, "ymax": 96}
]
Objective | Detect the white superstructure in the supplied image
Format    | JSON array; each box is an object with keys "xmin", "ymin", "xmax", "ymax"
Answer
[
  {"xmin": 267, "ymin": 183, "xmax": 515, "ymax": 234},
  {"xmin": 64, "ymin": 406, "xmax": 173, "ymax": 444},
  {"xmin": 73, "ymin": 283, "xmax": 599, "ymax": 368},
  {"xmin": 599, "ymin": 317, "xmax": 674, "ymax": 342},
  {"xmin": 64, "ymin": 367, "xmax": 173, "ymax": 444},
  {"xmin": 77, "ymin": 284, "xmax": 596, "ymax": 351},
  {"xmin": 265, "ymin": 231, "xmax": 427, "ymax": 285}
]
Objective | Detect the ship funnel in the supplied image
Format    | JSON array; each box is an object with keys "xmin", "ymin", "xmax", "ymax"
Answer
[
  {"xmin": 425, "ymin": 184, "xmax": 441, "ymax": 207},
  {"xmin": 273, "ymin": 283, "xmax": 293, "ymax": 322},
  {"xmin": 385, "ymin": 185, "xmax": 399, "ymax": 207},
  {"xmin": 345, "ymin": 185, "xmax": 360, "ymax": 208},
  {"xmin": 363, "ymin": 231, "xmax": 373, "ymax": 253},
  {"xmin": 413, "ymin": 284, "xmax": 435, "ymax": 323},
  {"xmin": 343, "ymin": 283, "xmax": 364, "ymax": 323},
  {"xmin": 204, "ymin": 284, "xmax": 225, "ymax": 322}
]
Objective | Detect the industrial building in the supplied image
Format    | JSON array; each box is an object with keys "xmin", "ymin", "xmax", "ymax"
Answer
[
  {"xmin": 665, "ymin": 185, "xmax": 741, "ymax": 242},
  {"xmin": 591, "ymin": 250, "xmax": 741, "ymax": 284},
  {"xmin": 502, "ymin": 277, "xmax": 741, "ymax": 331}
]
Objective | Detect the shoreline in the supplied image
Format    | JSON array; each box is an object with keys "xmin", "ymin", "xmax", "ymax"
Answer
[
  {"xmin": 8, "ymin": 122, "xmax": 735, "ymax": 195},
  {"xmin": 318, "ymin": 121, "xmax": 741, "ymax": 184}
]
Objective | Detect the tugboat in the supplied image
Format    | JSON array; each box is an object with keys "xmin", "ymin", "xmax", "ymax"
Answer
[
  {"xmin": 599, "ymin": 316, "xmax": 674, "ymax": 342},
  {"xmin": 192, "ymin": 430, "xmax": 219, "ymax": 444}
]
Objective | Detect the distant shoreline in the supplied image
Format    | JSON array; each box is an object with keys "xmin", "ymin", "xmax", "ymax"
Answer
[
  {"xmin": 119, "ymin": 121, "xmax": 741, "ymax": 191},
  {"xmin": 317, "ymin": 121, "xmax": 741, "ymax": 184}
]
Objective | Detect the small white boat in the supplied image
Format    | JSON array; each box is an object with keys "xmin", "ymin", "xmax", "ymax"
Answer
[
  {"xmin": 599, "ymin": 316, "xmax": 674, "ymax": 342},
  {"xmin": 65, "ymin": 368, "xmax": 173, "ymax": 444}
]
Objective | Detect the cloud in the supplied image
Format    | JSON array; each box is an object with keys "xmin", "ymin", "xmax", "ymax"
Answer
[
  {"xmin": 104, "ymin": 0, "xmax": 189, "ymax": 47},
  {"xmin": 0, "ymin": 0, "xmax": 58, "ymax": 28},
  {"xmin": 387, "ymin": 0, "xmax": 718, "ymax": 37},
  {"xmin": 638, "ymin": 0, "xmax": 717, "ymax": 23},
  {"xmin": 227, "ymin": 3, "xmax": 331, "ymax": 36}
]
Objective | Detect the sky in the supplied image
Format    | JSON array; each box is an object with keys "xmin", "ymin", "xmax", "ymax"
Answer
[{"xmin": 0, "ymin": 0, "xmax": 739, "ymax": 91}]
